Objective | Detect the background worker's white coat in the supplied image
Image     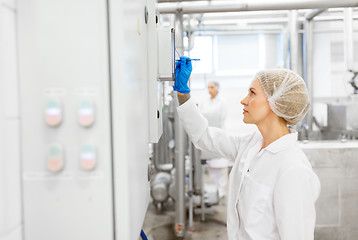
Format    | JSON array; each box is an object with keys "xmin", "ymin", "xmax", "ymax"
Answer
[
  {"xmin": 177, "ymin": 98, "xmax": 321, "ymax": 240},
  {"xmin": 199, "ymin": 94, "xmax": 230, "ymax": 196},
  {"xmin": 199, "ymin": 94, "xmax": 228, "ymax": 161}
]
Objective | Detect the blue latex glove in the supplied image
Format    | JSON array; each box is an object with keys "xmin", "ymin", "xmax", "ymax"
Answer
[{"xmin": 174, "ymin": 56, "xmax": 192, "ymax": 93}]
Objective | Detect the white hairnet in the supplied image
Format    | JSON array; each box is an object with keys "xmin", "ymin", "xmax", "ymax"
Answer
[
  {"xmin": 255, "ymin": 69, "xmax": 310, "ymax": 126},
  {"xmin": 209, "ymin": 81, "xmax": 220, "ymax": 91}
]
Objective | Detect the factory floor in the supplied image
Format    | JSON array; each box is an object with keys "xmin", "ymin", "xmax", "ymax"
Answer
[{"xmin": 142, "ymin": 170, "xmax": 229, "ymax": 240}]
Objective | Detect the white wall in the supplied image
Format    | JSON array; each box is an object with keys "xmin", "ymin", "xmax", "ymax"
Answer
[{"xmin": 0, "ymin": 1, "xmax": 23, "ymax": 240}]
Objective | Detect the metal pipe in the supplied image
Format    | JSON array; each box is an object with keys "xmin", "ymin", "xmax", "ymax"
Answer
[
  {"xmin": 283, "ymin": 29, "xmax": 289, "ymax": 69},
  {"xmin": 174, "ymin": 12, "xmax": 186, "ymax": 238},
  {"xmin": 192, "ymin": 143, "xmax": 202, "ymax": 194},
  {"xmin": 289, "ymin": 10, "xmax": 299, "ymax": 73},
  {"xmin": 304, "ymin": 19, "xmax": 314, "ymax": 132},
  {"xmin": 187, "ymin": 35, "xmax": 194, "ymax": 228},
  {"xmin": 191, "ymin": 30, "xmax": 283, "ymax": 36},
  {"xmin": 344, "ymin": 8, "xmax": 354, "ymax": 71},
  {"xmin": 192, "ymin": 10, "xmax": 289, "ymax": 19},
  {"xmin": 189, "ymin": 24, "xmax": 285, "ymax": 31},
  {"xmin": 302, "ymin": 7, "xmax": 327, "ymax": 132},
  {"xmin": 179, "ymin": 8, "xmax": 356, "ymax": 21},
  {"xmin": 0, "ymin": 5, "xmax": 4, "ymax": 225},
  {"xmin": 159, "ymin": 0, "xmax": 211, "ymax": 2},
  {"xmin": 188, "ymin": 143, "xmax": 193, "ymax": 228},
  {"xmin": 306, "ymin": 14, "xmax": 358, "ymax": 21},
  {"xmin": 186, "ymin": 13, "xmax": 358, "ymax": 28},
  {"xmin": 198, "ymin": 17, "xmax": 290, "ymax": 25},
  {"xmin": 305, "ymin": 8, "xmax": 327, "ymax": 21},
  {"xmin": 159, "ymin": 0, "xmax": 358, "ymax": 14},
  {"xmin": 297, "ymin": 28, "xmax": 304, "ymax": 78},
  {"xmin": 200, "ymin": 163, "xmax": 206, "ymax": 221}
]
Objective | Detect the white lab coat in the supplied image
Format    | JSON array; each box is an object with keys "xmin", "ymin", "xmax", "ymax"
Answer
[
  {"xmin": 199, "ymin": 95, "xmax": 227, "ymax": 130},
  {"xmin": 199, "ymin": 95, "xmax": 229, "ymax": 168},
  {"xmin": 177, "ymin": 98, "xmax": 321, "ymax": 240}
]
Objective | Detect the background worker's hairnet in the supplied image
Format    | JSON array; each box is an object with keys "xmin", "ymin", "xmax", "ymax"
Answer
[
  {"xmin": 255, "ymin": 69, "xmax": 310, "ymax": 126},
  {"xmin": 209, "ymin": 81, "xmax": 220, "ymax": 91}
]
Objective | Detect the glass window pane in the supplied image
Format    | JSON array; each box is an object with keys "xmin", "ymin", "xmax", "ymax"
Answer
[
  {"xmin": 190, "ymin": 36, "xmax": 213, "ymax": 74},
  {"xmin": 216, "ymin": 35, "xmax": 260, "ymax": 72}
]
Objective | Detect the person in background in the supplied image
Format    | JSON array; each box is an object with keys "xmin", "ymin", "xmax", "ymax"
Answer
[
  {"xmin": 173, "ymin": 56, "xmax": 320, "ymax": 240},
  {"xmin": 199, "ymin": 81, "xmax": 230, "ymax": 198}
]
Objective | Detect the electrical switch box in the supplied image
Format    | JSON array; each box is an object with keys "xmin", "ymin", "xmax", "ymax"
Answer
[
  {"xmin": 158, "ymin": 27, "xmax": 175, "ymax": 81},
  {"xmin": 147, "ymin": 0, "xmax": 163, "ymax": 143},
  {"xmin": 18, "ymin": 1, "xmax": 114, "ymax": 240},
  {"xmin": 18, "ymin": 0, "xmax": 154, "ymax": 239}
]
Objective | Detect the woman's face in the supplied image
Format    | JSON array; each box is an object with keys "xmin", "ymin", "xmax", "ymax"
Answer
[{"xmin": 240, "ymin": 78, "xmax": 272, "ymax": 125}]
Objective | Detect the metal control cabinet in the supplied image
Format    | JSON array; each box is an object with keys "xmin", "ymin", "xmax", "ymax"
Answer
[
  {"xmin": 147, "ymin": 0, "xmax": 163, "ymax": 143},
  {"xmin": 18, "ymin": 0, "xmax": 153, "ymax": 239},
  {"xmin": 0, "ymin": 1, "xmax": 23, "ymax": 239}
]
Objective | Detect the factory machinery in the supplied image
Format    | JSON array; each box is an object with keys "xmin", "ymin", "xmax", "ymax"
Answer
[
  {"xmin": 149, "ymin": 89, "xmax": 221, "ymax": 226},
  {"xmin": 1, "ymin": 1, "xmax": 358, "ymax": 240},
  {"xmin": 150, "ymin": 1, "xmax": 358, "ymax": 238}
]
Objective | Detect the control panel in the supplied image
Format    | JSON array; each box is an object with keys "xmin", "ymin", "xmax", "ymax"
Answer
[{"xmin": 18, "ymin": 1, "xmax": 114, "ymax": 240}]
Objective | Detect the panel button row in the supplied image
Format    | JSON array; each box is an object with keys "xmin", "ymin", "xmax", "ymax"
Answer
[
  {"xmin": 47, "ymin": 144, "xmax": 96, "ymax": 173},
  {"xmin": 45, "ymin": 99, "xmax": 95, "ymax": 127}
]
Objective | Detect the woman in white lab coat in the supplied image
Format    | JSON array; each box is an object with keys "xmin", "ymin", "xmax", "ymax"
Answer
[
  {"xmin": 199, "ymin": 81, "xmax": 230, "ymax": 198},
  {"xmin": 173, "ymin": 56, "xmax": 321, "ymax": 240}
]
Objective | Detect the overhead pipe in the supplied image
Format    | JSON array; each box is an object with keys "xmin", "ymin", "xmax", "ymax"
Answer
[
  {"xmin": 178, "ymin": 8, "xmax": 349, "ymax": 22},
  {"xmin": 191, "ymin": 25, "xmax": 285, "ymax": 31},
  {"xmin": 305, "ymin": 8, "xmax": 327, "ymax": 21},
  {"xmin": 176, "ymin": 9, "xmax": 358, "ymax": 38},
  {"xmin": 186, "ymin": 13, "xmax": 358, "ymax": 27},
  {"xmin": 159, "ymin": 0, "xmax": 358, "ymax": 14},
  {"xmin": 159, "ymin": 0, "xmax": 211, "ymax": 2},
  {"xmin": 306, "ymin": 14, "xmax": 358, "ymax": 22},
  {"xmin": 187, "ymin": 23, "xmax": 285, "ymax": 33},
  {"xmin": 190, "ymin": 30, "xmax": 283, "ymax": 36},
  {"xmin": 192, "ymin": 10, "xmax": 289, "ymax": 20},
  {"xmin": 199, "ymin": 17, "xmax": 290, "ymax": 25}
]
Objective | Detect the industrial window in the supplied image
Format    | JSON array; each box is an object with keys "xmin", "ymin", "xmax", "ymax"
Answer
[
  {"xmin": 190, "ymin": 33, "xmax": 284, "ymax": 78},
  {"xmin": 190, "ymin": 36, "xmax": 213, "ymax": 74},
  {"xmin": 215, "ymin": 34, "xmax": 261, "ymax": 74}
]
